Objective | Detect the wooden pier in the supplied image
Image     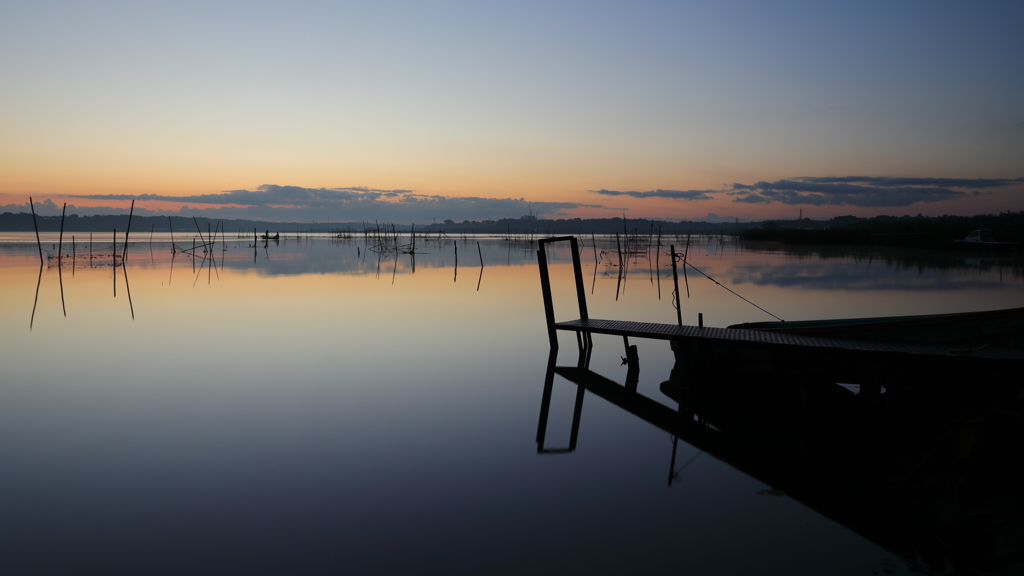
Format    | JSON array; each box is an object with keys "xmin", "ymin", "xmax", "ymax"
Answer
[{"xmin": 537, "ymin": 236, "xmax": 1024, "ymax": 385}]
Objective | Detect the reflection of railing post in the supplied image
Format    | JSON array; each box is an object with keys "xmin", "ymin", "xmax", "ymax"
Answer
[
  {"xmin": 536, "ymin": 349, "xmax": 557, "ymax": 449},
  {"xmin": 568, "ymin": 384, "xmax": 585, "ymax": 451},
  {"xmin": 537, "ymin": 243, "xmax": 558, "ymax": 349},
  {"xmin": 536, "ymin": 348, "xmax": 586, "ymax": 454}
]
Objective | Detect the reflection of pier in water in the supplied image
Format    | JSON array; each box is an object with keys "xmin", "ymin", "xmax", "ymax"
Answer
[{"xmin": 539, "ymin": 340, "xmax": 1024, "ymax": 575}]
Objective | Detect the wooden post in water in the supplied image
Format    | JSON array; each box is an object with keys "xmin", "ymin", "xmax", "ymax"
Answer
[
  {"xmin": 670, "ymin": 245, "xmax": 682, "ymax": 326},
  {"xmin": 57, "ymin": 203, "xmax": 66, "ymax": 267},
  {"xmin": 29, "ymin": 197, "xmax": 43, "ymax": 264},
  {"xmin": 113, "ymin": 229, "xmax": 117, "ymax": 297},
  {"xmin": 615, "ymin": 233, "xmax": 623, "ymax": 301},
  {"xmin": 122, "ymin": 199, "xmax": 134, "ymax": 261}
]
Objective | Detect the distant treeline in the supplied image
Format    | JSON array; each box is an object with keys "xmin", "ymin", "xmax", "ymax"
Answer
[
  {"xmin": 0, "ymin": 213, "xmax": 349, "ymax": 235},
  {"xmin": 4, "ymin": 211, "xmax": 1023, "ymax": 248},
  {"xmin": 0, "ymin": 212, "xmax": 749, "ymax": 235},
  {"xmin": 417, "ymin": 217, "xmax": 749, "ymax": 236},
  {"xmin": 740, "ymin": 212, "xmax": 1024, "ymax": 248}
]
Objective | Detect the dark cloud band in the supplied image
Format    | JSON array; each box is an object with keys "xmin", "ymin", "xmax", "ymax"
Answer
[
  {"xmin": 46, "ymin": 185, "xmax": 599, "ymax": 221},
  {"xmin": 590, "ymin": 189, "xmax": 715, "ymax": 200},
  {"xmin": 728, "ymin": 176, "xmax": 1023, "ymax": 207}
]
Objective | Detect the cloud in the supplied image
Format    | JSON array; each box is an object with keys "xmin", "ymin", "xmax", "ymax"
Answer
[
  {"xmin": 728, "ymin": 176, "xmax": 1024, "ymax": 207},
  {"xmin": 793, "ymin": 176, "xmax": 1023, "ymax": 189},
  {"xmin": 28, "ymin": 185, "xmax": 602, "ymax": 222},
  {"xmin": 590, "ymin": 189, "xmax": 716, "ymax": 200}
]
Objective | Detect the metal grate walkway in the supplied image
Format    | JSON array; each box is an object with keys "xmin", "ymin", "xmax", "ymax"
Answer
[{"xmin": 554, "ymin": 318, "xmax": 1024, "ymax": 361}]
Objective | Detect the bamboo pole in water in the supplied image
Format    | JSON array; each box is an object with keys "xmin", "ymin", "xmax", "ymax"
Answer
[
  {"xmin": 476, "ymin": 241, "xmax": 484, "ymax": 291},
  {"xmin": 29, "ymin": 197, "xmax": 43, "ymax": 264},
  {"xmin": 670, "ymin": 245, "xmax": 681, "ymax": 326},
  {"xmin": 57, "ymin": 203, "xmax": 66, "ymax": 266},
  {"xmin": 122, "ymin": 199, "xmax": 134, "ymax": 261}
]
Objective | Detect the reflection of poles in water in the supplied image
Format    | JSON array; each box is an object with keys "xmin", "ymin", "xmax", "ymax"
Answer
[
  {"xmin": 667, "ymin": 436, "xmax": 702, "ymax": 487},
  {"xmin": 391, "ymin": 249, "xmax": 398, "ymax": 285},
  {"xmin": 30, "ymin": 263, "xmax": 43, "ymax": 330},
  {"xmin": 123, "ymin": 245, "xmax": 134, "ymax": 320},
  {"xmin": 113, "ymin": 229, "xmax": 117, "ymax": 298},
  {"xmin": 58, "ymin": 249, "xmax": 66, "ymax": 317},
  {"xmin": 57, "ymin": 203, "xmax": 67, "ymax": 316},
  {"xmin": 168, "ymin": 248, "xmax": 176, "ymax": 286},
  {"xmin": 454, "ymin": 242, "xmax": 457, "ymax": 282},
  {"xmin": 253, "ymin": 228, "xmax": 257, "ymax": 264},
  {"xmin": 71, "ymin": 236, "xmax": 75, "ymax": 275},
  {"xmin": 193, "ymin": 243, "xmax": 209, "ymax": 288},
  {"xmin": 29, "ymin": 197, "xmax": 44, "ymax": 264},
  {"xmin": 536, "ymin": 348, "xmax": 586, "ymax": 454},
  {"xmin": 476, "ymin": 241, "xmax": 484, "ymax": 291}
]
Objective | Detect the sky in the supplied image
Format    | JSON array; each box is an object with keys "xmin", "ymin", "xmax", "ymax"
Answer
[{"xmin": 1, "ymin": 0, "xmax": 1022, "ymax": 223}]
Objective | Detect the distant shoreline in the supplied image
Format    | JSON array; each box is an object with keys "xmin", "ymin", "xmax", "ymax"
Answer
[{"xmin": 2, "ymin": 210, "xmax": 1022, "ymax": 248}]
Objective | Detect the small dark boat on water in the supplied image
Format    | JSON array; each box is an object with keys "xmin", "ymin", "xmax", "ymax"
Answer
[
  {"xmin": 729, "ymin": 307, "xmax": 1024, "ymax": 349},
  {"xmin": 953, "ymin": 229, "xmax": 1018, "ymax": 251},
  {"xmin": 260, "ymin": 232, "xmax": 280, "ymax": 240}
]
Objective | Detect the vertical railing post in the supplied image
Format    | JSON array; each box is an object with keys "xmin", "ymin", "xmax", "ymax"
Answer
[
  {"xmin": 538, "ymin": 243, "xmax": 558, "ymax": 349},
  {"xmin": 570, "ymin": 236, "xmax": 588, "ymax": 321}
]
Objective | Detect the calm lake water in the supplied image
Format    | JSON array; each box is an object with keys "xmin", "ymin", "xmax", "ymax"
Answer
[{"xmin": 2, "ymin": 231, "xmax": 1022, "ymax": 575}]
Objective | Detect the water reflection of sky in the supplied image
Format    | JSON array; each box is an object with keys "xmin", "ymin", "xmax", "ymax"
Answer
[{"xmin": 3, "ymin": 234, "xmax": 1015, "ymax": 574}]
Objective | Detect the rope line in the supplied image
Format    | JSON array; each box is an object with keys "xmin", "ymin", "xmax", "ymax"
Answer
[{"xmin": 673, "ymin": 253, "xmax": 784, "ymax": 322}]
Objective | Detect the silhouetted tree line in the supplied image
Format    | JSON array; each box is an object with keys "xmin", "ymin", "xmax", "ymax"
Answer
[
  {"xmin": 740, "ymin": 212, "xmax": 1024, "ymax": 247},
  {"xmin": 5, "ymin": 211, "xmax": 1022, "ymax": 248},
  {"xmin": 0, "ymin": 213, "xmax": 340, "ymax": 234},
  {"xmin": 418, "ymin": 217, "xmax": 750, "ymax": 235}
]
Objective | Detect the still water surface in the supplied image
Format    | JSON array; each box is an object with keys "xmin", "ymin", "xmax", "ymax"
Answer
[{"xmin": 2, "ymin": 232, "xmax": 1022, "ymax": 574}]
